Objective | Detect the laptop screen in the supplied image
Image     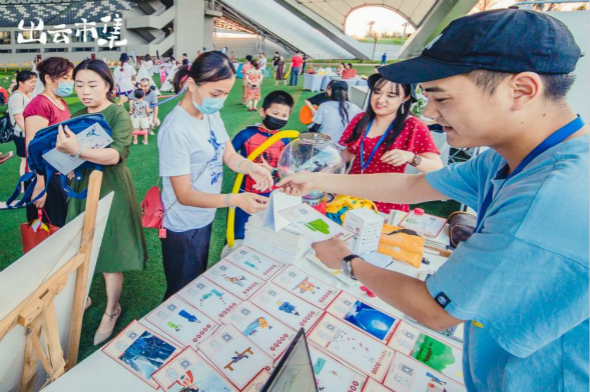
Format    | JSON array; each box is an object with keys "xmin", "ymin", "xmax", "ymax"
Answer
[{"xmin": 261, "ymin": 328, "xmax": 318, "ymax": 392}]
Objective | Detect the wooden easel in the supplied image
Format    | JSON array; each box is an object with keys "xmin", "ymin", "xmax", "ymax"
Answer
[{"xmin": 0, "ymin": 171, "xmax": 103, "ymax": 392}]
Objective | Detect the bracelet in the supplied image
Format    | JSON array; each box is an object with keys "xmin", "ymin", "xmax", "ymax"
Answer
[
  {"xmin": 224, "ymin": 194, "xmax": 237, "ymax": 208},
  {"xmin": 72, "ymin": 147, "xmax": 83, "ymax": 159},
  {"xmin": 236, "ymin": 159, "xmax": 249, "ymax": 174}
]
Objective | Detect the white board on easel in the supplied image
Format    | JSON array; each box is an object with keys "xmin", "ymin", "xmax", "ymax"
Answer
[{"xmin": 0, "ymin": 193, "xmax": 113, "ymax": 392}]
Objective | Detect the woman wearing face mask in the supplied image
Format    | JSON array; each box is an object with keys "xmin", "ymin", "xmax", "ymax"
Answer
[
  {"xmin": 23, "ymin": 56, "xmax": 74, "ymax": 227},
  {"xmin": 157, "ymin": 51, "xmax": 273, "ymax": 300},
  {"xmin": 231, "ymin": 90, "xmax": 295, "ymax": 240},
  {"xmin": 55, "ymin": 59, "xmax": 147, "ymax": 345},
  {"xmin": 338, "ymin": 74, "xmax": 443, "ymax": 214}
]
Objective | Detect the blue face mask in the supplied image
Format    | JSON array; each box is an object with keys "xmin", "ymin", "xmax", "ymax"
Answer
[
  {"xmin": 54, "ymin": 81, "xmax": 74, "ymax": 97},
  {"xmin": 191, "ymin": 84, "xmax": 226, "ymax": 115}
]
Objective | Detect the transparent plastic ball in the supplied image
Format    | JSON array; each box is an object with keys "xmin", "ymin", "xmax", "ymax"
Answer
[{"xmin": 277, "ymin": 133, "xmax": 346, "ymax": 199}]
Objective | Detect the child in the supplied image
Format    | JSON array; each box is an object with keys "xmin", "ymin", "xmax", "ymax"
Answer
[
  {"xmin": 130, "ymin": 88, "xmax": 151, "ymax": 145},
  {"xmin": 231, "ymin": 91, "xmax": 295, "ymax": 239},
  {"xmin": 246, "ymin": 60, "xmax": 263, "ymax": 112}
]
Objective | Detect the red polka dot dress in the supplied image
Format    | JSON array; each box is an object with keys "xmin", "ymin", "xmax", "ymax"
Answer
[{"xmin": 339, "ymin": 113, "xmax": 440, "ymax": 214}]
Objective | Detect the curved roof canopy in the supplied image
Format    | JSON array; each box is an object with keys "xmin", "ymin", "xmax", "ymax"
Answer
[{"xmin": 295, "ymin": 0, "xmax": 438, "ymax": 30}]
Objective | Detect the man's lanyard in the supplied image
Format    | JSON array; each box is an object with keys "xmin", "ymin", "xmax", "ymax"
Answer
[
  {"xmin": 476, "ymin": 116, "xmax": 585, "ymax": 232},
  {"xmin": 360, "ymin": 119, "xmax": 396, "ymax": 173}
]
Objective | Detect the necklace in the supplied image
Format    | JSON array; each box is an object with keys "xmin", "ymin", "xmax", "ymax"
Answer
[{"xmin": 42, "ymin": 92, "xmax": 64, "ymax": 110}]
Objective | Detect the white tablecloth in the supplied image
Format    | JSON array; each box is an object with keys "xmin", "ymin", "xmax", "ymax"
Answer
[{"xmin": 303, "ymin": 73, "xmax": 324, "ymax": 92}]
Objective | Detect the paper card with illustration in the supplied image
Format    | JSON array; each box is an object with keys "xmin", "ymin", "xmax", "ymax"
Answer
[
  {"xmin": 176, "ymin": 276, "xmax": 241, "ymax": 322},
  {"xmin": 308, "ymin": 342, "xmax": 367, "ymax": 392},
  {"xmin": 225, "ymin": 301, "xmax": 296, "ymax": 359},
  {"xmin": 383, "ymin": 352, "xmax": 466, "ymax": 392},
  {"xmin": 198, "ymin": 324, "xmax": 274, "ymax": 390},
  {"xmin": 42, "ymin": 122, "xmax": 113, "ymax": 175},
  {"xmin": 361, "ymin": 379, "xmax": 394, "ymax": 392},
  {"xmin": 388, "ymin": 322, "xmax": 464, "ymax": 384},
  {"xmin": 241, "ymin": 369, "xmax": 271, "ymax": 392},
  {"xmin": 326, "ymin": 292, "xmax": 400, "ymax": 344},
  {"xmin": 144, "ymin": 296, "xmax": 219, "ymax": 349},
  {"xmin": 279, "ymin": 203, "xmax": 355, "ymax": 242},
  {"xmin": 263, "ymin": 190, "xmax": 303, "ymax": 232},
  {"xmin": 273, "ymin": 265, "xmax": 340, "ymax": 309},
  {"xmin": 307, "ymin": 314, "xmax": 395, "ymax": 382},
  {"xmin": 249, "ymin": 283, "xmax": 323, "ymax": 331},
  {"xmin": 206, "ymin": 259, "xmax": 264, "ymax": 300},
  {"xmin": 101, "ymin": 320, "xmax": 182, "ymax": 389},
  {"xmin": 224, "ymin": 245, "xmax": 284, "ymax": 281},
  {"xmin": 152, "ymin": 347, "xmax": 238, "ymax": 392}
]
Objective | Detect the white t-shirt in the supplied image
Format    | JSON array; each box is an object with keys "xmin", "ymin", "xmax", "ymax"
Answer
[
  {"xmin": 157, "ymin": 105, "xmax": 229, "ymax": 232},
  {"xmin": 113, "ymin": 63, "xmax": 136, "ymax": 92},
  {"xmin": 312, "ymin": 101, "xmax": 364, "ymax": 144},
  {"xmin": 259, "ymin": 57, "xmax": 267, "ymax": 69},
  {"xmin": 8, "ymin": 91, "xmax": 31, "ymax": 137}
]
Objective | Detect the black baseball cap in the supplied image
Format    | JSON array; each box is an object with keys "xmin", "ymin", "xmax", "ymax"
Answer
[{"xmin": 378, "ymin": 8, "xmax": 581, "ymax": 84}]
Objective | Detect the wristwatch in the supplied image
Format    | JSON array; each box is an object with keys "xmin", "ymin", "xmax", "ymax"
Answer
[
  {"xmin": 410, "ymin": 154, "xmax": 422, "ymax": 167},
  {"xmin": 341, "ymin": 254, "xmax": 360, "ymax": 281}
]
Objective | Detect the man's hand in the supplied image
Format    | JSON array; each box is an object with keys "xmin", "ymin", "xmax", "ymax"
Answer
[
  {"xmin": 56, "ymin": 125, "xmax": 79, "ymax": 155},
  {"xmin": 276, "ymin": 172, "xmax": 316, "ymax": 196},
  {"xmin": 380, "ymin": 149, "xmax": 414, "ymax": 166},
  {"xmin": 312, "ymin": 238, "xmax": 352, "ymax": 269}
]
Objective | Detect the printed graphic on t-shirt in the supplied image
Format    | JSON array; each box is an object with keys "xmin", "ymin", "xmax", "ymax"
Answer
[{"xmin": 208, "ymin": 129, "xmax": 225, "ymax": 185}]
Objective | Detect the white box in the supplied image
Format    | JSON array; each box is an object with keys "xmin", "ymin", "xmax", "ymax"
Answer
[{"xmin": 343, "ymin": 207, "xmax": 384, "ymax": 255}]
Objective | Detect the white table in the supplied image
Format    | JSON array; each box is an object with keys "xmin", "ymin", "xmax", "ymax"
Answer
[
  {"xmin": 44, "ymin": 222, "xmax": 462, "ymax": 392},
  {"xmin": 303, "ymin": 73, "xmax": 324, "ymax": 92}
]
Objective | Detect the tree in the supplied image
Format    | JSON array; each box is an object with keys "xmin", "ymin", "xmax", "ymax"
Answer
[{"xmin": 476, "ymin": 0, "xmax": 498, "ymax": 11}]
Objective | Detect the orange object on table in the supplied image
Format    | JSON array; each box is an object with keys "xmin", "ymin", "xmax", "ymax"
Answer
[{"xmin": 299, "ymin": 105, "xmax": 318, "ymax": 125}]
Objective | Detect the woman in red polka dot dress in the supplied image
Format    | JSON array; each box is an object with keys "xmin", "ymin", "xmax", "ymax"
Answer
[{"xmin": 338, "ymin": 74, "xmax": 443, "ymax": 214}]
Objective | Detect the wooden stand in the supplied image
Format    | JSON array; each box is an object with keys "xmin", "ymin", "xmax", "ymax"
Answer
[{"xmin": 0, "ymin": 171, "xmax": 102, "ymax": 392}]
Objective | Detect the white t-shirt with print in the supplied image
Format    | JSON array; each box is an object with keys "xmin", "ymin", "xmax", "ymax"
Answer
[
  {"xmin": 113, "ymin": 63, "xmax": 137, "ymax": 92},
  {"xmin": 157, "ymin": 105, "xmax": 229, "ymax": 232}
]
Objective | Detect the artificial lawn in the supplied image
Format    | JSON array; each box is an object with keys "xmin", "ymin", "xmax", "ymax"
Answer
[{"xmin": 0, "ymin": 68, "xmax": 458, "ymax": 361}]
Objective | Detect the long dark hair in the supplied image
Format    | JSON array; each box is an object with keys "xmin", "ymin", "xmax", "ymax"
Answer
[
  {"xmin": 73, "ymin": 59, "xmax": 116, "ymax": 103},
  {"xmin": 173, "ymin": 51, "xmax": 236, "ymax": 94},
  {"xmin": 345, "ymin": 76, "xmax": 413, "ymax": 150},
  {"xmin": 13, "ymin": 70, "xmax": 37, "ymax": 93},
  {"xmin": 330, "ymin": 81, "xmax": 350, "ymax": 126}
]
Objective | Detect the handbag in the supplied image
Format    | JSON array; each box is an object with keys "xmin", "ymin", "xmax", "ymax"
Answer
[
  {"xmin": 0, "ymin": 111, "xmax": 14, "ymax": 144},
  {"xmin": 140, "ymin": 183, "xmax": 165, "ymax": 230},
  {"xmin": 20, "ymin": 209, "xmax": 60, "ymax": 254},
  {"xmin": 3, "ymin": 114, "xmax": 112, "ymax": 210},
  {"xmin": 448, "ymin": 211, "xmax": 477, "ymax": 248}
]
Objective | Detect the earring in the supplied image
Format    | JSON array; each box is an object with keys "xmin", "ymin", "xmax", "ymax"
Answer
[{"xmin": 400, "ymin": 104, "xmax": 405, "ymax": 115}]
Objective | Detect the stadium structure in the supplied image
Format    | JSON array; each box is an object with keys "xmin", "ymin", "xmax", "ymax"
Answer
[{"xmin": 0, "ymin": 0, "xmax": 480, "ymax": 64}]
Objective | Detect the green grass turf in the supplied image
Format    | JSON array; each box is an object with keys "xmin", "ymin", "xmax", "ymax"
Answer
[{"xmin": 0, "ymin": 69, "xmax": 458, "ymax": 361}]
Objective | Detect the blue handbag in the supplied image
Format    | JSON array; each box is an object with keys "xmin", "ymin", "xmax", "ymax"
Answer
[{"xmin": 3, "ymin": 113, "xmax": 112, "ymax": 209}]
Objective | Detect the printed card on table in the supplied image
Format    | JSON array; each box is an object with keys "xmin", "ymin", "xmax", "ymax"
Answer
[
  {"xmin": 307, "ymin": 314, "xmax": 395, "ymax": 382},
  {"xmin": 309, "ymin": 343, "xmax": 367, "ymax": 392},
  {"xmin": 152, "ymin": 347, "xmax": 238, "ymax": 392},
  {"xmin": 224, "ymin": 245, "xmax": 284, "ymax": 280},
  {"xmin": 250, "ymin": 282, "xmax": 323, "ymax": 331},
  {"xmin": 388, "ymin": 322, "xmax": 464, "ymax": 385},
  {"xmin": 207, "ymin": 259, "xmax": 264, "ymax": 300},
  {"xmin": 241, "ymin": 369, "xmax": 272, "ymax": 392},
  {"xmin": 383, "ymin": 352, "xmax": 466, "ymax": 392},
  {"xmin": 327, "ymin": 292, "xmax": 400, "ymax": 344},
  {"xmin": 225, "ymin": 301, "xmax": 296, "ymax": 359},
  {"xmin": 102, "ymin": 320, "xmax": 182, "ymax": 389},
  {"xmin": 176, "ymin": 276, "xmax": 241, "ymax": 322},
  {"xmin": 279, "ymin": 203, "xmax": 355, "ymax": 242},
  {"xmin": 273, "ymin": 265, "xmax": 340, "ymax": 309},
  {"xmin": 198, "ymin": 324, "xmax": 273, "ymax": 390},
  {"xmin": 144, "ymin": 296, "xmax": 219, "ymax": 349},
  {"xmin": 362, "ymin": 379, "xmax": 394, "ymax": 392}
]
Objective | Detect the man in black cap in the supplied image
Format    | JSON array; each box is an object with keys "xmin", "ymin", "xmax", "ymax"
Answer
[{"xmin": 278, "ymin": 9, "xmax": 588, "ymax": 391}]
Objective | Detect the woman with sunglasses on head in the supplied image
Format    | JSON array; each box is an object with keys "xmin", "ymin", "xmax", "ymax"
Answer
[
  {"xmin": 338, "ymin": 74, "xmax": 443, "ymax": 214},
  {"xmin": 157, "ymin": 52, "xmax": 272, "ymax": 300},
  {"xmin": 55, "ymin": 59, "xmax": 147, "ymax": 345}
]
